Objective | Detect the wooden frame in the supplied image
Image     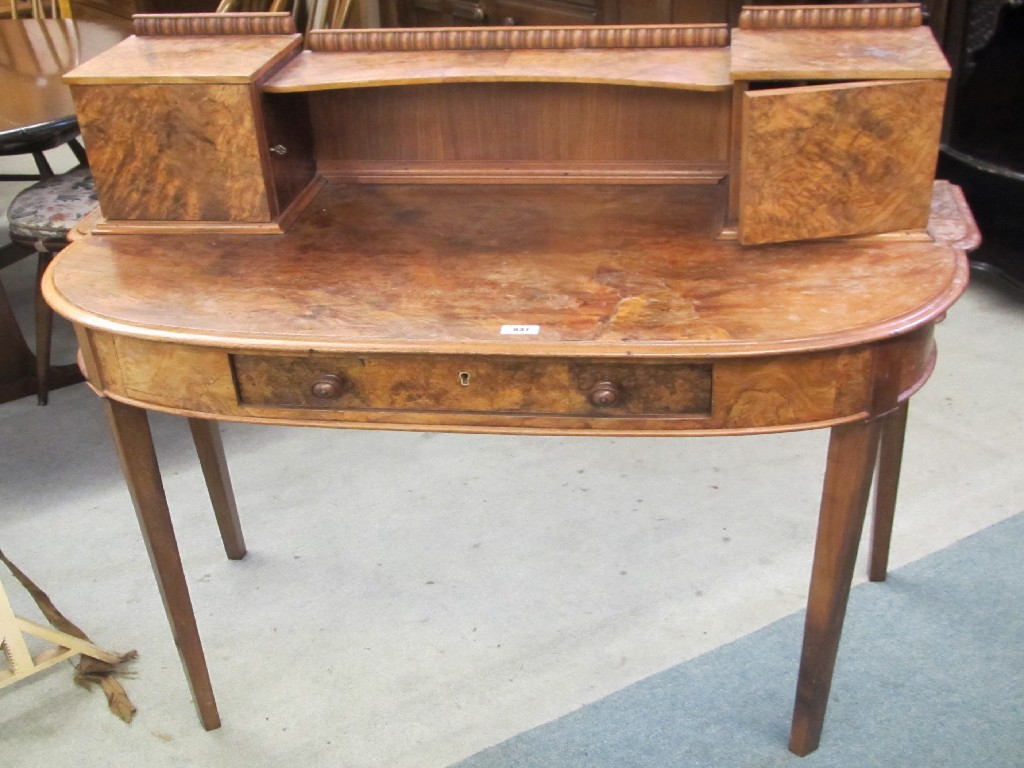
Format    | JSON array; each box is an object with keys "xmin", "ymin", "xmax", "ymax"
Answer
[{"xmin": 0, "ymin": 578, "xmax": 120, "ymax": 690}]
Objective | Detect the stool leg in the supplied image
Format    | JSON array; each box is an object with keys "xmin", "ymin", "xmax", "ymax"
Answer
[
  {"xmin": 105, "ymin": 399, "xmax": 221, "ymax": 730},
  {"xmin": 34, "ymin": 252, "xmax": 54, "ymax": 406},
  {"xmin": 868, "ymin": 402, "xmax": 909, "ymax": 582},
  {"xmin": 789, "ymin": 418, "xmax": 881, "ymax": 756}
]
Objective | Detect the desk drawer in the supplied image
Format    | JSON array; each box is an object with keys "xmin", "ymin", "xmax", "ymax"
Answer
[{"xmin": 232, "ymin": 354, "xmax": 712, "ymax": 417}]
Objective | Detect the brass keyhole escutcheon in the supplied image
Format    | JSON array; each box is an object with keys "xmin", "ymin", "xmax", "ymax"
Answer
[{"xmin": 459, "ymin": 372, "xmax": 471, "ymax": 386}]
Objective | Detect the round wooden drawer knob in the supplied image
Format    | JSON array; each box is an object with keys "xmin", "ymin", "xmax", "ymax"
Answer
[
  {"xmin": 311, "ymin": 373, "xmax": 346, "ymax": 401},
  {"xmin": 587, "ymin": 381, "xmax": 621, "ymax": 407}
]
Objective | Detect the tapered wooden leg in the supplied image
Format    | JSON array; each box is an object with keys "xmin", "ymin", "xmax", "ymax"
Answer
[
  {"xmin": 105, "ymin": 399, "xmax": 221, "ymax": 730},
  {"xmin": 188, "ymin": 418, "xmax": 246, "ymax": 561},
  {"xmin": 868, "ymin": 402, "xmax": 909, "ymax": 582},
  {"xmin": 789, "ymin": 418, "xmax": 881, "ymax": 756}
]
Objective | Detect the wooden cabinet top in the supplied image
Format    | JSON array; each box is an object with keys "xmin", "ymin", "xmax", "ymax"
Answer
[
  {"xmin": 65, "ymin": 28, "xmax": 301, "ymax": 83},
  {"xmin": 729, "ymin": 25, "xmax": 949, "ymax": 80}
]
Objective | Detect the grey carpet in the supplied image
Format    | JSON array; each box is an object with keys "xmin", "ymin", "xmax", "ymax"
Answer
[{"xmin": 454, "ymin": 512, "xmax": 1024, "ymax": 768}]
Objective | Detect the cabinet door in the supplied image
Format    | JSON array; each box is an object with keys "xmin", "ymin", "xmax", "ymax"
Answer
[
  {"xmin": 261, "ymin": 92, "xmax": 316, "ymax": 218},
  {"xmin": 738, "ymin": 79, "xmax": 946, "ymax": 245}
]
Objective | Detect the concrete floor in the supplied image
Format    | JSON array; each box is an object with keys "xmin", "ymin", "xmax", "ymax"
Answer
[{"xmin": 2, "ymin": 151, "xmax": 1023, "ymax": 766}]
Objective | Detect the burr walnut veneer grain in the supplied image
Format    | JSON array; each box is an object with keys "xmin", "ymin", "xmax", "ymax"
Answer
[{"xmin": 739, "ymin": 79, "xmax": 947, "ymax": 244}]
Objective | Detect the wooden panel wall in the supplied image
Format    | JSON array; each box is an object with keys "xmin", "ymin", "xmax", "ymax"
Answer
[
  {"xmin": 310, "ymin": 82, "xmax": 732, "ymax": 182},
  {"xmin": 261, "ymin": 92, "xmax": 317, "ymax": 216}
]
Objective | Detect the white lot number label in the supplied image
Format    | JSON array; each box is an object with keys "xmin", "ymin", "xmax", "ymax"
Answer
[{"xmin": 500, "ymin": 324, "xmax": 540, "ymax": 335}]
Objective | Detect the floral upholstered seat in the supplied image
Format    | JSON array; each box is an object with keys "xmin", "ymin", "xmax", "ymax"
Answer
[
  {"xmin": 5, "ymin": 167, "xmax": 98, "ymax": 404},
  {"xmin": 7, "ymin": 168, "xmax": 98, "ymax": 250}
]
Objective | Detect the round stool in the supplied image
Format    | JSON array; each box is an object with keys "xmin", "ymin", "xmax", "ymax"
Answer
[{"xmin": 6, "ymin": 168, "xmax": 97, "ymax": 404}]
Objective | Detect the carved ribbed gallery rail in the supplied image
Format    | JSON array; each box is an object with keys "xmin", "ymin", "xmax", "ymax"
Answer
[
  {"xmin": 133, "ymin": 12, "xmax": 297, "ymax": 36},
  {"xmin": 307, "ymin": 24, "xmax": 730, "ymax": 52},
  {"xmin": 738, "ymin": 3, "xmax": 923, "ymax": 30}
]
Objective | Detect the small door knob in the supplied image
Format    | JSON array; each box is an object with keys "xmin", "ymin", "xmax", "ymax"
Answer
[
  {"xmin": 269, "ymin": 144, "xmax": 288, "ymax": 156},
  {"xmin": 311, "ymin": 373, "xmax": 346, "ymax": 401},
  {"xmin": 587, "ymin": 381, "xmax": 620, "ymax": 407}
]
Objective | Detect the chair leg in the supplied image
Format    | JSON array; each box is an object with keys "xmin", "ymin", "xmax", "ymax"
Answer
[
  {"xmin": 34, "ymin": 252, "xmax": 55, "ymax": 406},
  {"xmin": 67, "ymin": 138, "xmax": 89, "ymax": 168},
  {"xmin": 31, "ymin": 151, "xmax": 54, "ymax": 180}
]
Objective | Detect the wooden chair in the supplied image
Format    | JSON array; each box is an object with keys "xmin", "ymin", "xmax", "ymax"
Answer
[
  {"xmin": 215, "ymin": 0, "xmax": 291, "ymax": 11},
  {"xmin": 307, "ymin": 0, "xmax": 357, "ymax": 30},
  {"xmin": 214, "ymin": 0, "xmax": 356, "ymax": 34},
  {"xmin": 1, "ymin": 0, "xmax": 84, "ymax": 182},
  {"xmin": 7, "ymin": 0, "xmax": 73, "ymax": 18},
  {"xmin": 0, "ymin": 565, "xmax": 121, "ymax": 692},
  {"xmin": 216, "ymin": 0, "xmax": 314, "ymax": 35},
  {"xmin": 3, "ymin": 0, "xmax": 92, "ymax": 403}
]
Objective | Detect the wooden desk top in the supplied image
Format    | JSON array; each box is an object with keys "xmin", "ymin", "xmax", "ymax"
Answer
[
  {"xmin": 46, "ymin": 182, "xmax": 970, "ymax": 359},
  {"xmin": 0, "ymin": 18, "xmax": 129, "ymax": 137}
]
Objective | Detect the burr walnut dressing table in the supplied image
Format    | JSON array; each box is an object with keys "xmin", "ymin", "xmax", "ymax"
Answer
[{"xmin": 43, "ymin": 6, "xmax": 978, "ymax": 756}]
